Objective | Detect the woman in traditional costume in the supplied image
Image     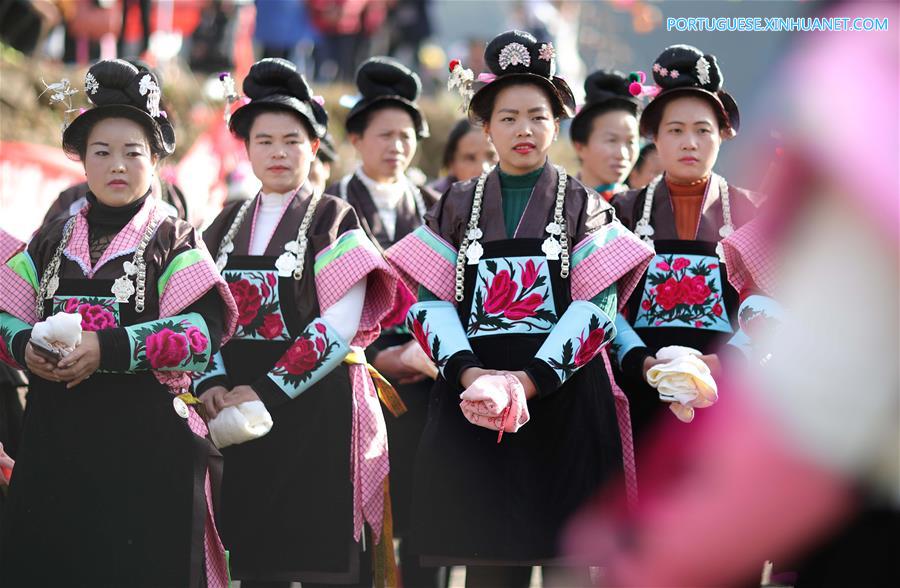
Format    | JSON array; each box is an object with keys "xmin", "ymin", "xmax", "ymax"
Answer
[
  {"xmin": 324, "ymin": 56, "xmax": 445, "ymax": 588},
  {"xmin": 609, "ymin": 44, "xmax": 764, "ymax": 453},
  {"xmin": 570, "ymin": 70, "xmax": 641, "ymax": 201},
  {"xmin": 195, "ymin": 58, "xmax": 398, "ymax": 588},
  {"xmin": 386, "ymin": 30, "xmax": 653, "ymax": 587},
  {"xmin": 0, "ymin": 59, "xmax": 236, "ymax": 587}
]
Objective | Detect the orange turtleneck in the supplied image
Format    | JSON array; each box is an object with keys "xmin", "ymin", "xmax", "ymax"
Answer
[{"xmin": 666, "ymin": 175, "xmax": 709, "ymax": 240}]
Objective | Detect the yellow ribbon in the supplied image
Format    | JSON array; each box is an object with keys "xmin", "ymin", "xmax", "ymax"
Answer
[
  {"xmin": 344, "ymin": 349, "xmax": 407, "ymax": 417},
  {"xmin": 176, "ymin": 392, "xmax": 202, "ymax": 405}
]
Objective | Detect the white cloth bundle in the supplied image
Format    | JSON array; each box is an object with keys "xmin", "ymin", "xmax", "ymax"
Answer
[
  {"xmin": 208, "ymin": 400, "xmax": 274, "ymax": 449},
  {"xmin": 31, "ymin": 312, "xmax": 83, "ymax": 357},
  {"xmin": 646, "ymin": 346, "xmax": 718, "ymax": 423}
]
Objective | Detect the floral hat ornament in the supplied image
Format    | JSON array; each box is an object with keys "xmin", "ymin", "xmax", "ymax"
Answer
[
  {"xmin": 457, "ymin": 30, "xmax": 576, "ymax": 123},
  {"xmin": 632, "ymin": 44, "xmax": 740, "ymax": 138}
]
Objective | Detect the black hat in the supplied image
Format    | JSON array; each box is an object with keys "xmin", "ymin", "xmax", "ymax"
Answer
[
  {"xmin": 639, "ymin": 44, "xmax": 740, "ymax": 137},
  {"xmin": 570, "ymin": 70, "xmax": 641, "ymax": 142},
  {"xmin": 346, "ymin": 57, "xmax": 429, "ymax": 138},
  {"xmin": 229, "ymin": 58, "xmax": 326, "ymax": 140},
  {"xmin": 62, "ymin": 59, "xmax": 175, "ymax": 158},
  {"xmin": 468, "ymin": 30, "xmax": 576, "ymax": 122}
]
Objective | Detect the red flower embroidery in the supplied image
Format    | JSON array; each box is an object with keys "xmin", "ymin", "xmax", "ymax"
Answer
[
  {"xmin": 145, "ymin": 329, "xmax": 189, "ymax": 368},
  {"xmin": 641, "ymin": 300, "xmax": 652, "ymax": 311},
  {"xmin": 77, "ymin": 303, "xmax": 117, "ymax": 331},
  {"xmin": 266, "ymin": 273, "xmax": 277, "ymax": 287},
  {"xmin": 655, "ymin": 277, "xmax": 683, "ymax": 311},
  {"xmin": 484, "ymin": 270, "xmax": 518, "ymax": 315},
  {"xmin": 315, "ymin": 322, "xmax": 327, "ymax": 335},
  {"xmin": 656, "ymin": 261, "xmax": 671, "ymax": 271},
  {"xmin": 229, "ymin": 279, "xmax": 262, "ymax": 326},
  {"xmin": 672, "ymin": 257, "xmax": 691, "ymax": 271},
  {"xmin": 574, "ymin": 327, "xmax": 606, "ymax": 367},
  {"xmin": 518, "ymin": 259, "xmax": 543, "ymax": 290},
  {"xmin": 708, "ymin": 264, "xmax": 719, "ymax": 270},
  {"xmin": 0, "ymin": 337, "xmax": 15, "ymax": 367},
  {"xmin": 277, "ymin": 337, "xmax": 319, "ymax": 375},
  {"xmin": 694, "ymin": 320, "xmax": 704, "ymax": 328},
  {"xmin": 185, "ymin": 326, "xmax": 209, "ymax": 353},
  {"xmin": 316, "ymin": 338, "xmax": 325, "ymax": 353},
  {"xmin": 503, "ymin": 293, "xmax": 543, "ymax": 320},
  {"xmin": 257, "ymin": 314, "xmax": 284, "ymax": 340},
  {"xmin": 411, "ymin": 319, "xmax": 432, "ymax": 360},
  {"xmin": 680, "ymin": 275, "xmax": 712, "ymax": 306},
  {"xmin": 261, "ymin": 282, "xmax": 270, "ymax": 299},
  {"xmin": 712, "ymin": 303, "xmax": 723, "ymax": 317},
  {"xmin": 63, "ymin": 298, "xmax": 80, "ymax": 313}
]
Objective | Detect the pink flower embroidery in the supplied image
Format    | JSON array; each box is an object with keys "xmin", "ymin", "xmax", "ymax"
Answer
[
  {"xmin": 185, "ymin": 326, "xmax": 209, "ymax": 354},
  {"xmin": 77, "ymin": 303, "xmax": 116, "ymax": 331},
  {"xmin": 672, "ymin": 257, "xmax": 691, "ymax": 271},
  {"xmin": 656, "ymin": 261, "xmax": 671, "ymax": 271},
  {"xmin": 145, "ymin": 329, "xmax": 189, "ymax": 369},
  {"xmin": 64, "ymin": 298, "xmax": 80, "ymax": 313}
]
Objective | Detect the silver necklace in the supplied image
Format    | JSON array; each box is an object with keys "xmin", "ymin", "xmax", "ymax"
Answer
[{"xmin": 454, "ymin": 165, "xmax": 569, "ymax": 302}]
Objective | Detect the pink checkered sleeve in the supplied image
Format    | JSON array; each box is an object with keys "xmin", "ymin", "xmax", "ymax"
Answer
[
  {"xmin": 315, "ymin": 246, "xmax": 398, "ymax": 348},
  {"xmin": 722, "ymin": 218, "xmax": 776, "ymax": 297},
  {"xmin": 384, "ymin": 232, "xmax": 457, "ymax": 303},
  {"xmin": 570, "ymin": 232, "xmax": 654, "ymax": 310},
  {"xmin": 159, "ymin": 253, "xmax": 238, "ymax": 345},
  {"xmin": 0, "ymin": 230, "xmax": 24, "ymax": 263},
  {"xmin": 0, "ymin": 262, "xmax": 38, "ymax": 325}
]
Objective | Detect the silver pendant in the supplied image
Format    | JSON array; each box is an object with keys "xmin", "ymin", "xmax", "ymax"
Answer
[
  {"xmin": 719, "ymin": 224, "xmax": 734, "ymax": 238},
  {"xmin": 542, "ymin": 236, "xmax": 562, "ymax": 261},
  {"xmin": 172, "ymin": 397, "xmax": 189, "ymax": 419},
  {"xmin": 275, "ymin": 251, "xmax": 299, "ymax": 277},
  {"xmin": 111, "ymin": 275, "xmax": 136, "ymax": 303},
  {"xmin": 465, "ymin": 240, "xmax": 483, "ymax": 265},
  {"xmin": 46, "ymin": 274, "xmax": 59, "ymax": 299},
  {"xmin": 545, "ymin": 222, "xmax": 562, "ymax": 236},
  {"xmin": 215, "ymin": 254, "xmax": 228, "ymax": 272},
  {"xmin": 634, "ymin": 222, "xmax": 655, "ymax": 238},
  {"xmin": 122, "ymin": 260, "xmax": 137, "ymax": 276},
  {"xmin": 716, "ymin": 242, "xmax": 727, "ymax": 263}
]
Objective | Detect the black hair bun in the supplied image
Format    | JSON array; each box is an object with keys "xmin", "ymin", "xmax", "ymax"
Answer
[
  {"xmin": 652, "ymin": 44, "xmax": 723, "ymax": 92},
  {"xmin": 484, "ymin": 30, "xmax": 555, "ymax": 78},
  {"xmin": 356, "ymin": 57, "xmax": 421, "ymax": 102},
  {"xmin": 242, "ymin": 58, "xmax": 312, "ymax": 102},
  {"xmin": 86, "ymin": 59, "xmax": 154, "ymax": 110},
  {"xmin": 584, "ymin": 70, "xmax": 635, "ymax": 105}
]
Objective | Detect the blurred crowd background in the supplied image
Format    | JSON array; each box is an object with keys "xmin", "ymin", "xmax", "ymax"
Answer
[{"xmin": 1, "ymin": 0, "xmax": 813, "ymax": 237}]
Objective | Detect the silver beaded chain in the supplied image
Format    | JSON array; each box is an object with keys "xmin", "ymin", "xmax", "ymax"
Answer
[
  {"xmin": 634, "ymin": 173, "xmax": 734, "ymax": 247},
  {"xmin": 36, "ymin": 217, "xmax": 75, "ymax": 319},
  {"xmin": 453, "ymin": 165, "xmax": 570, "ymax": 302},
  {"xmin": 131, "ymin": 214, "xmax": 160, "ymax": 313},
  {"xmin": 454, "ymin": 170, "xmax": 489, "ymax": 301},
  {"xmin": 290, "ymin": 189, "xmax": 322, "ymax": 281},
  {"xmin": 215, "ymin": 198, "xmax": 254, "ymax": 271}
]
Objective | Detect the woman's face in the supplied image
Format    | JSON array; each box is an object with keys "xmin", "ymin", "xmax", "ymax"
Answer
[
  {"xmin": 654, "ymin": 95, "xmax": 724, "ymax": 183},
  {"xmin": 448, "ymin": 129, "xmax": 497, "ymax": 182},
  {"xmin": 484, "ymin": 84, "xmax": 559, "ymax": 175},
  {"xmin": 574, "ymin": 109, "xmax": 639, "ymax": 186},
  {"xmin": 350, "ymin": 107, "xmax": 417, "ymax": 183},
  {"xmin": 83, "ymin": 117, "xmax": 158, "ymax": 206},
  {"xmin": 246, "ymin": 111, "xmax": 319, "ymax": 194}
]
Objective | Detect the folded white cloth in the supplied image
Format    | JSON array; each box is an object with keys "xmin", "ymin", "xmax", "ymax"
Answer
[
  {"xmin": 208, "ymin": 400, "xmax": 273, "ymax": 449},
  {"xmin": 31, "ymin": 312, "xmax": 82, "ymax": 356},
  {"xmin": 646, "ymin": 345, "xmax": 718, "ymax": 423},
  {"xmin": 400, "ymin": 341, "xmax": 438, "ymax": 379}
]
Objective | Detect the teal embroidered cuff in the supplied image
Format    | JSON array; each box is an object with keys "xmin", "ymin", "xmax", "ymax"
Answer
[
  {"xmin": 407, "ymin": 300, "xmax": 477, "ymax": 382},
  {"xmin": 125, "ymin": 313, "xmax": 213, "ymax": 372},
  {"xmin": 194, "ymin": 351, "xmax": 230, "ymax": 394},
  {"xmin": 611, "ymin": 313, "xmax": 645, "ymax": 367},
  {"xmin": 253, "ymin": 317, "xmax": 349, "ymax": 408},
  {"xmin": 528, "ymin": 301, "xmax": 616, "ymax": 396},
  {"xmin": 0, "ymin": 312, "xmax": 32, "ymax": 368}
]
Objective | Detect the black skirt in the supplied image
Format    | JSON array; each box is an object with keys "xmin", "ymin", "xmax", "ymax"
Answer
[{"xmin": 0, "ymin": 372, "xmax": 211, "ymax": 587}]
